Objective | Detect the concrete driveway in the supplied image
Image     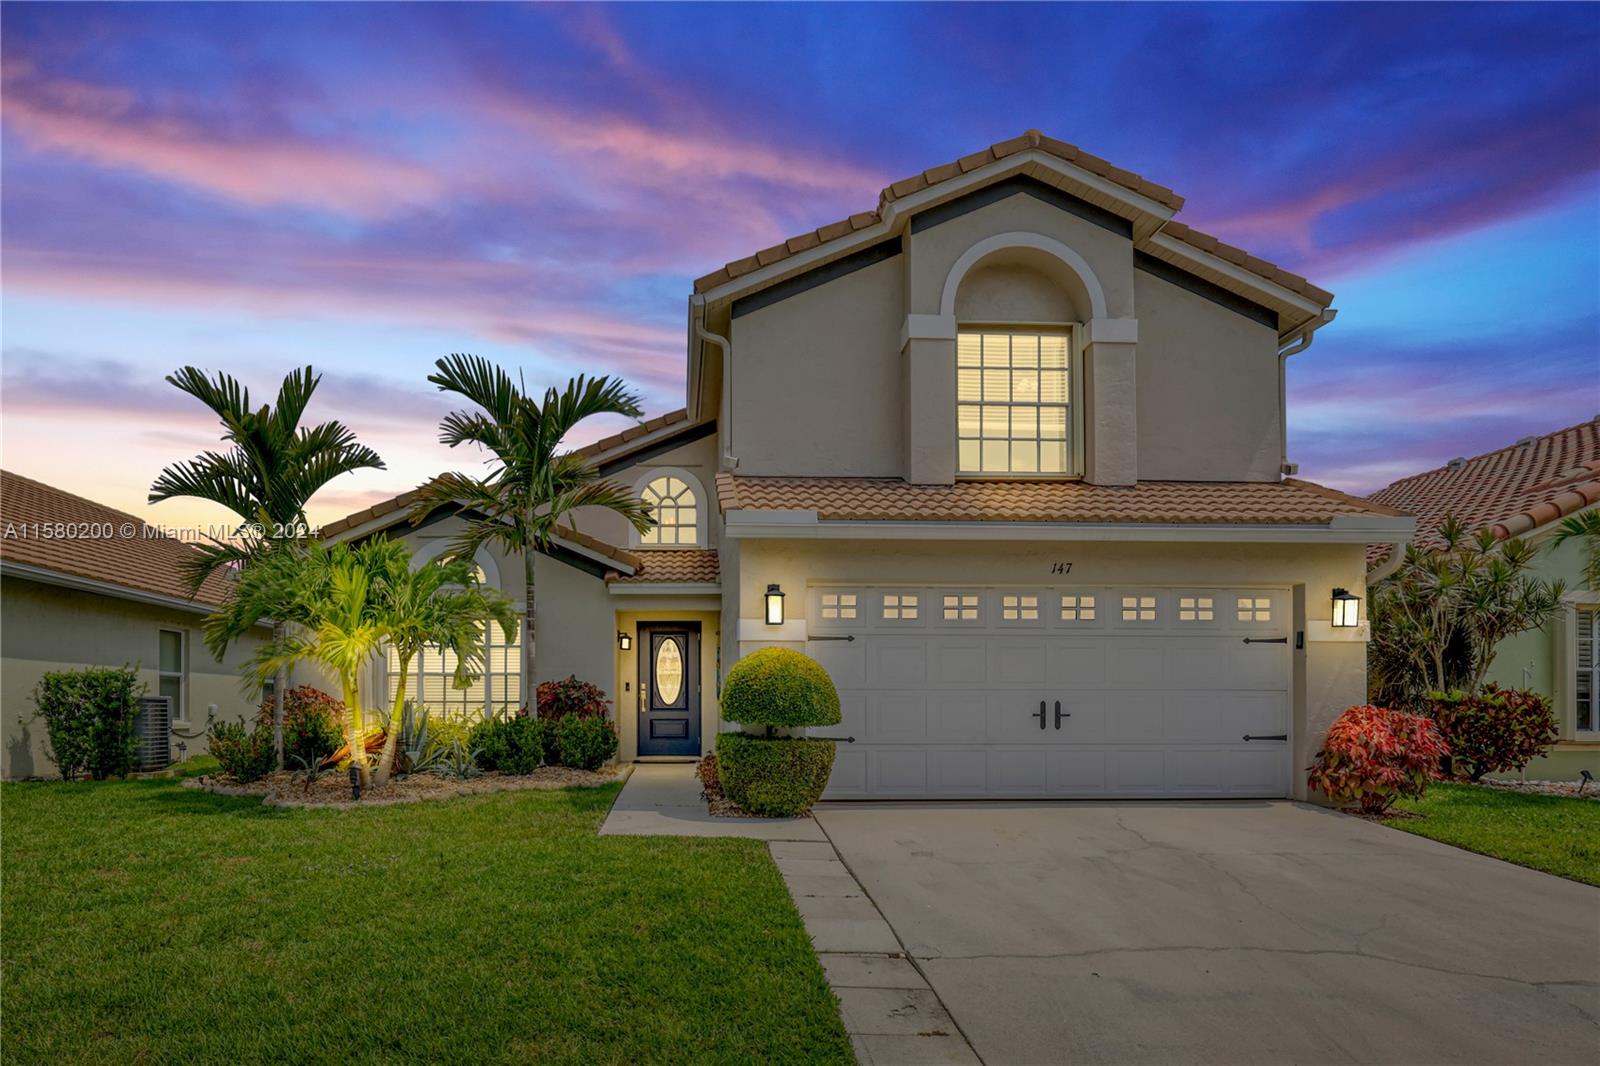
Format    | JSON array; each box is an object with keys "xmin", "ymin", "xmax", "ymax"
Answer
[{"xmin": 813, "ymin": 801, "xmax": 1599, "ymax": 1065}]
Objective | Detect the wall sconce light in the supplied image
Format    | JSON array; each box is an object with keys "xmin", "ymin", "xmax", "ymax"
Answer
[
  {"xmin": 764, "ymin": 583, "xmax": 785, "ymax": 625},
  {"xmin": 617, "ymin": 631, "xmax": 632, "ymax": 651},
  {"xmin": 1331, "ymin": 588, "xmax": 1361, "ymax": 628}
]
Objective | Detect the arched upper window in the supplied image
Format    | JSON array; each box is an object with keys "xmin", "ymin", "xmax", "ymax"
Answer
[{"xmin": 638, "ymin": 470, "xmax": 703, "ymax": 547}]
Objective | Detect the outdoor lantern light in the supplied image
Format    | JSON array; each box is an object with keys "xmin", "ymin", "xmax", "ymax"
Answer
[
  {"xmin": 617, "ymin": 630, "xmax": 632, "ymax": 651},
  {"xmin": 764, "ymin": 583, "xmax": 785, "ymax": 625},
  {"xmin": 1331, "ymin": 587, "xmax": 1361, "ymax": 628}
]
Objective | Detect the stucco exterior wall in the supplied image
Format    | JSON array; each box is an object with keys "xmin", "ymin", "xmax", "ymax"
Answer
[
  {"xmin": 1134, "ymin": 269, "xmax": 1281, "ymax": 481},
  {"xmin": 728, "ymin": 537, "xmax": 1371, "ymax": 801},
  {"xmin": 728, "ymin": 254, "xmax": 905, "ymax": 477},
  {"xmin": 1481, "ymin": 530, "xmax": 1600, "ymax": 779},
  {"xmin": 908, "ymin": 193, "xmax": 1135, "ymax": 319},
  {"xmin": 1, "ymin": 576, "xmax": 268, "ymax": 779}
]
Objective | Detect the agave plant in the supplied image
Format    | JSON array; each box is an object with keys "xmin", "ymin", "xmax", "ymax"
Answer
[
  {"xmin": 430, "ymin": 738, "xmax": 483, "ymax": 781},
  {"xmin": 288, "ymin": 751, "xmax": 333, "ymax": 794}
]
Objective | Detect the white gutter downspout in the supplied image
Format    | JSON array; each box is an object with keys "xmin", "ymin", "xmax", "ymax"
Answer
[
  {"xmin": 1277, "ymin": 307, "xmax": 1337, "ymax": 475},
  {"xmin": 690, "ymin": 295, "xmax": 735, "ymax": 469}
]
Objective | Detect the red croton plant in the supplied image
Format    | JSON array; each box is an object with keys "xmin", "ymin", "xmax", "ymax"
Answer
[
  {"xmin": 1429, "ymin": 685, "xmax": 1557, "ymax": 782},
  {"xmin": 534, "ymin": 676, "xmax": 610, "ymax": 721},
  {"xmin": 1307, "ymin": 705, "xmax": 1451, "ymax": 815}
]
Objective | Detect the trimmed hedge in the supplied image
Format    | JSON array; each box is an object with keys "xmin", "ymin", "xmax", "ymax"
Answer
[
  {"xmin": 470, "ymin": 715, "xmax": 544, "ymax": 776},
  {"xmin": 721, "ymin": 649, "xmax": 841, "ymax": 730},
  {"xmin": 29, "ymin": 667, "xmax": 142, "ymax": 780},
  {"xmin": 552, "ymin": 716, "xmax": 618, "ymax": 771},
  {"xmin": 715, "ymin": 733, "xmax": 836, "ymax": 816}
]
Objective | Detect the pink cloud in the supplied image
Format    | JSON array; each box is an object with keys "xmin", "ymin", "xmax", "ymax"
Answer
[{"xmin": 1, "ymin": 62, "xmax": 445, "ymax": 218}]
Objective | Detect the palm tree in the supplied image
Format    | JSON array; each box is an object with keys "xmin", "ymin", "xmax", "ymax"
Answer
[
  {"xmin": 367, "ymin": 546, "xmax": 516, "ymax": 787},
  {"xmin": 208, "ymin": 539, "xmax": 511, "ymax": 789},
  {"xmin": 151, "ymin": 366, "xmax": 385, "ymax": 765},
  {"xmin": 1552, "ymin": 510, "xmax": 1600, "ymax": 591},
  {"xmin": 412, "ymin": 355, "xmax": 653, "ymax": 702}
]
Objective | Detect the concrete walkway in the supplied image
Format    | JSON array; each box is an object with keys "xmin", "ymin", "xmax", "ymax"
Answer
[{"xmin": 598, "ymin": 762, "xmax": 824, "ymax": 840}]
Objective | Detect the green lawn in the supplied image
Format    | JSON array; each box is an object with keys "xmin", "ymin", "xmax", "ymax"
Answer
[
  {"xmin": 1384, "ymin": 782, "xmax": 1600, "ymax": 886},
  {"xmin": 0, "ymin": 777, "xmax": 852, "ymax": 1065}
]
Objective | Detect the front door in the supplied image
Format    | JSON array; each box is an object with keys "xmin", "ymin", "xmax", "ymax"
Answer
[{"xmin": 638, "ymin": 623, "xmax": 701, "ymax": 757}]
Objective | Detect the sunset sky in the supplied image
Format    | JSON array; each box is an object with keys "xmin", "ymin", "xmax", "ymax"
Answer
[{"xmin": 3, "ymin": 2, "xmax": 1597, "ymax": 533}]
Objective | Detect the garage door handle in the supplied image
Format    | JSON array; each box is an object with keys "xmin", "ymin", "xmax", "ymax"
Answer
[
  {"xmin": 1242, "ymin": 734, "xmax": 1287, "ymax": 742},
  {"xmin": 1034, "ymin": 701, "xmax": 1047, "ymax": 730},
  {"xmin": 1055, "ymin": 700, "xmax": 1069, "ymax": 728},
  {"xmin": 1242, "ymin": 637, "xmax": 1288, "ymax": 644}
]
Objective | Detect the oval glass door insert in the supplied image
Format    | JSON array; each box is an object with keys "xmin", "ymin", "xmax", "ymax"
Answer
[{"xmin": 654, "ymin": 638, "xmax": 684, "ymax": 705}]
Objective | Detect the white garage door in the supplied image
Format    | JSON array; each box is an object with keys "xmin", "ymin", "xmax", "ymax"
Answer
[{"xmin": 807, "ymin": 586, "xmax": 1292, "ymax": 800}]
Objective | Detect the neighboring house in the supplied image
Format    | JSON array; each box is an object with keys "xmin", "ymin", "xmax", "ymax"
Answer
[
  {"xmin": 323, "ymin": 130, "xmax": 1412, "ymax": 801},
  {"xmin": 1369, "ymin": 419, "xmax": 1600, "ymax": 779},
  {"xmin": 0, "ymin": 470, "xmax": 269, "ymax": 779}
]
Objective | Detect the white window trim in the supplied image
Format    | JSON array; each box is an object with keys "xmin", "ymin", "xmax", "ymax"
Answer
[
  {"xmin": 955, "ymin": 324, "xmax": 1085, "ymax": 479},
  {"xmin": 1563, "ymin": 593, "xmax": 1600, "ymax": 737},
  {"xmin": 631, "ymin": 467, "xmax": 708, "ymax": 550},
  {"xmin": 157, "ymin": 628, "xmax": 187, "ymax": 723}
]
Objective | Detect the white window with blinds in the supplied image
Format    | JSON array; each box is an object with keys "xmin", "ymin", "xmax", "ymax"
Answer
[
  {"xmin": 386, "ymin": 620, "xmax": 522, "ymax": 720},
  {"xmin": 957, "ymin": 329, "xmax": 1074, "ymax": 476},
  {"xmin": 1578, "ymin": 607, "xmax": 1598, "ymax": 733}
]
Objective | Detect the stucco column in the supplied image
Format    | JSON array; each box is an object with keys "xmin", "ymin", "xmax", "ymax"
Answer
[
  {"xmin": 903, "ymin": 315, "xmax": 957, "ymax": 485},
  {"xmin": 1083, "ymin": 318, "xmax": 1138, "ymax": 486}
]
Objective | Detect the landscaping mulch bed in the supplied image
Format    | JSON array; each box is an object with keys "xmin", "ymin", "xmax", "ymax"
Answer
[
  {"xmin": 185, "ymin": 765, "xmax": 624, "ymax": 808},
  {"xmin": 1472, "ymin": 779, "xmax": 1600, "ymax": 801}
]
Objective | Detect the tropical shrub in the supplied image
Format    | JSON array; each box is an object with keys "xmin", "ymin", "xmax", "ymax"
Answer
[
  {"xmin": 720, "ymin": 648, "xmax": 841, "ymax": 732},
  {"xmin": 1369, "ymin": 515, "xmax": 1564, "ymax": 710},
  {"xmin": 209, "ymin": 720, "xmax": 278, "ymax": 783},
  {"xmin": 471, "ymin": 715, "xmax": 544, "ymax": 775},
  {"xmin": 715, "ymin": 733, "xmax": 836, "ymax": 817},
  {"xmin": 259, "ymin": 687, "xmax": 344, "ymax": 769},
  {"xmin": 1306, "ymin": 705, "xmax": 1450, "ymax": 815},
  {"xmin": 537, "ymin": 675, "xmax": 611, "ymax": 721},
  {"xmin": 29, "ymin": 667, "xmax": 143, "ymax": 780},
  {"xmin": 551, "ymin": 715, "xmax": 618, "ymax": 771},
  {"xmin": 1429, "ymin": 685, "xmax": 1558, "ymax": 781}
]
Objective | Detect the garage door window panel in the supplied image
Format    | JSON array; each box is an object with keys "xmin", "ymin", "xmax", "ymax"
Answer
[
  {"xmin": 999, "ymin": 592, "xmax": 1043, "ymax": 628},
  {"xmin": 940, "ymin": 592, "xmax": 982, "ymax": 624}
]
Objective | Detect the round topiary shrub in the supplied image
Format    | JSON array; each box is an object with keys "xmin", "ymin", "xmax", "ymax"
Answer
[
  {"xmin": 720, "ymin": 648, "xmax": 841, "ymax": 732},
  {"xmin": 715, "ymin": 733, "xmax": 836, "ymax": 817},
  {"xmin": 717, "ymin": 649, "xmax": 841, "ymax": 816}
]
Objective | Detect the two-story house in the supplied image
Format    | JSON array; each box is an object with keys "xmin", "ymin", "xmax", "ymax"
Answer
[{"xmin": 322, "ymin": 131, "xmax": 1413, "ymax": 802}]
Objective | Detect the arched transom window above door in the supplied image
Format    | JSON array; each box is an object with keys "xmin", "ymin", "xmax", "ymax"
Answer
[{"xmin": 636, "ymin": 468, "xmax": 706, "ymax": 547}]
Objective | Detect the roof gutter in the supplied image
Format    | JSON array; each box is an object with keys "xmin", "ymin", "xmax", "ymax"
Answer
[
  {"xmin": 1276, "ymin": 307, "xmax": 1337, "ymax": 476},
  {"xmin": 691, "ymin": 295, "xmax": 735, "ymax": 469}
]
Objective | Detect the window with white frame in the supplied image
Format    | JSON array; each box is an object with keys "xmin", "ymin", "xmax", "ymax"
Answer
[
  {"xmin": 882, "ymin": 593, "xmax": 918, "ymax": 620},
  {"xmin": 1178, "ymin": 595, "xmax": 1214, "ymax": 622},
  {"xmin": 942, "ymin": 593, "xmax": 980, "ymax": 621},
  {"xmin": 639, "ymin": 474, "xmax": 699, "ymax": 546},
  {"xmin": 157, "ymin": 629, "xmax": 186, "ymax": 722},
  {"xmin": 957, "ymin": 331, "xmax": 1071, "ymax": 475},
  {"xmin": 387, "ymin": 619, "xmax": 522, "ymax": 720},
  {"xmin": 1121, "ymin": 595, "xmax": 1157, "ymax": 622},
  {"xmin": 1060, "ymin": 593, "xmax": 1096, "ymax": 621},
  {"xmin": 1579, "ymin": 606, "xmax": 1597, "ymax": 732},
  {"xmin": 1236, "ymin": 596, "xmax": 1273, "ymax": 623}
]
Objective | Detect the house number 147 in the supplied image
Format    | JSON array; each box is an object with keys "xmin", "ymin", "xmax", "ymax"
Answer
[{"xmin": 1050, "ymin": 562, "xmax": 1073, "ymax": 575}]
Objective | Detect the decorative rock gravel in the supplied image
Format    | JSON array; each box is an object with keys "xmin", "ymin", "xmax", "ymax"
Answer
[
  {"xmin": 184, "ymin": 765, "xmax": 625, "ymax": 808},
  {"xmin": 1474, "ymin": 779, "xmax": 1600, "ymax": 801}
]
